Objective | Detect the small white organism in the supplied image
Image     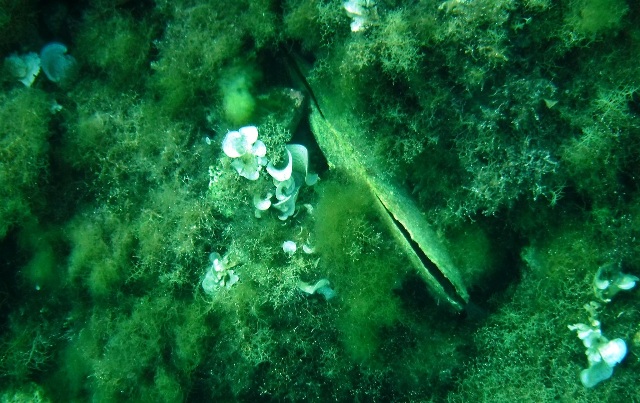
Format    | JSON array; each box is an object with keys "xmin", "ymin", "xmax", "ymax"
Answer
[
  {"xmin": 201, "ymin": 252, "xmax": 239, "ymax": 296},
  {"xmin": 302, "ymin": 243, "xmax": 315, "ymax": 254},
  {"xmin": 253, "ymin": 192, "xmax": 273, "ymax": 218},
  {"xmin": 40, "ymin": 42, "xmax": 77, "ymax": 83},
  {"xmin": 4, "ymin": 52, "xmax": 40, "ymax": 87},
  {"xmin": 267, "ymin": 148, "xmax": 293, "ymax": 182},
  {"xmin": 222, "ymin": 125, "xmax": 267, "ymax": 180},
  {"xmin": 282, "ymin": 240, "xmax": 297, "ymax": 255}
]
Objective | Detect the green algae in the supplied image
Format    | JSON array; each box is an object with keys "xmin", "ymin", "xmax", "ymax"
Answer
[{"xmin": 0, "ymin": 0, "xmax": 639, "ymax": 401}]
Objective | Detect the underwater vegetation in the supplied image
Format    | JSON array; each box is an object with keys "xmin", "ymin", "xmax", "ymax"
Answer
[{"xmin": 0, "ymin": 0, "xmax": 639, "ymax": 401}]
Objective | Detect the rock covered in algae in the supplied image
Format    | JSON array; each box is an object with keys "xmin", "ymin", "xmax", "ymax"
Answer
[{"xmin": 307, "ymin": 76, "xmax": 469, "ymax": 312}]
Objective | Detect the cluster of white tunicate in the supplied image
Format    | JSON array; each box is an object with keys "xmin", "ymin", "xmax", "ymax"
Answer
[
  {"xmin": 3, "ymin": 42, "xmax": 76, "ymax": 87},
  {"xmin": 282, "ymin": 240, "xmax": 336, "ymax": 300},
  {"xmin": 201, "ymin": 252, "xmax": 239, "ymax": 296},
  {"xmin": 208, "ymin": 127, "xmax": 331, "ymax": 299},
  {"xmin": 343, "ymin": 0, "xmax": 376, "ymax": 32},
  {"xmin": 265, "ymin": 144, "xmax": 318, "ymax": 220},
  {"xmin": 593, "ymin": 263, "xmax": 639, "ymax": 302},
  {"xmin": 568, "ymin": 319, "xmax": 628, "ymax": 388},
  {"xmin": 222, "ymin": 126, "xmax": 317, "ymax": 220},
  {"xmin": 222, "ymin": 126, "xmax": 267, "ymax": 180},
  {"xmin": 4, "ymin": 52, "xmax": 40, "ymax": 87},
  {"xmin": 298, "ymin": 278, "xmax": 336, "ymax": 301},
  {"xmin": 282, "ymin": 240, "xmax": 315, "ymax": 256},
  {"xmin": 568, "ymin": 264, "xmax": 637, "ymax": 388}
]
